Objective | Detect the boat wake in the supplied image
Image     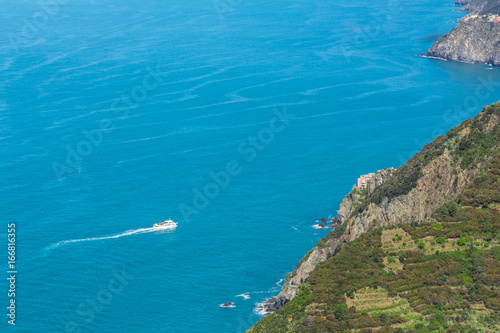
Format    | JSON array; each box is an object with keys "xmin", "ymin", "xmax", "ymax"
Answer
[
  {"xmin": 45, "ymin": 227, "xmax": 168, "ymax": 251},
  {"xmin": 311, "ymin": 224, "xmax": 331, "ymax": 230},
  {"xmin": 251, "ymin": 278, "xmax": 285, "ymax": 316},
  {"xmin": 236, "ymin": 293, "xmax": 251, "ymax": 300}
]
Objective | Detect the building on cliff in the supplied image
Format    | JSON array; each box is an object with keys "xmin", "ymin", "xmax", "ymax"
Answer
[
  {"xmin": 487, "ymin": 14, "xmax": 500, "ymax": 23},
  {"xmin": 464, "ymin": 14, "xmax": 478, "ymax": 22},
  {"xmin": 356, "ymin": 173, "xmax": 375, "ymax": 189}
]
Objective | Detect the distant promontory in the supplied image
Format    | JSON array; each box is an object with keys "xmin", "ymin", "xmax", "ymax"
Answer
[{"xmin": 426, "ymin": 0, "xmax": 500, "ymax": 66}]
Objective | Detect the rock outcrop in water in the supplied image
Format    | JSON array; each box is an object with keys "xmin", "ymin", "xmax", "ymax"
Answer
[{"xmin": 425, "ymin": 0, "xmax": 500, "ymax": 66}]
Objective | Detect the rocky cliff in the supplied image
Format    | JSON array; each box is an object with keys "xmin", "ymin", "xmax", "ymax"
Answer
[
  {"xmin": 425, "ymin": 0, "xmax": 500, "ymax": 66},
  {"xmin": 259, "ymin": 104, "xmax": 500, "ymax": 315},
  {"xmin": 262, "ymin": 169, "xmax": 396, "ymax": 313},
  {"xmin": 427, "ymin": 14, "xmax": 500, "ymax": 66},
  {"xmin": 455, "ymin": 0, "xmax": 500, "ymax": 14}
]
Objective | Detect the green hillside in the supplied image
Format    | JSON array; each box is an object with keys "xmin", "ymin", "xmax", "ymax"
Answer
[{"xmin": 247, "ymin": 104, "xmax": 500, "ymax": 332}]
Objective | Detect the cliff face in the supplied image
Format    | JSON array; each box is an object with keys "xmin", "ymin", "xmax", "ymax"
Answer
[
  {"xmin": 425, "ymin": 0, "xmax": 500, "ymax": 66},
  {"xmin": 471, "ymin": 0, "xmax": 500, "ymax": 15},
  {"xmin": 456, "ymin": 0, "xmax": 500, "ymax": 14},
  {"xmin": 260, "ymin": 104, "xmax": 500, "ymax": 315},
  {"xmin": 427, "ymin": 15, "xmax": 500, "ymax": 66},
  {"xmin": 263, "ymin": 169, "xmax": 396, "ymax": 312}
]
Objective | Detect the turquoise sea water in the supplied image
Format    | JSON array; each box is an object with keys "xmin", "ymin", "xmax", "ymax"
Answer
[{"xmin": 1, "ymin": 0, "xmax": 500, "ymax": 332}]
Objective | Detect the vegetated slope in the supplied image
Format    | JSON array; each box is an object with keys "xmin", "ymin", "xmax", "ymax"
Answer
[
  {"xmin": 248, "ymin": 104, "xmax": 500, "ymax": 332},
  {"xmin": 262, "ymin": 104, "xmax": 500, "ymax": 315}
]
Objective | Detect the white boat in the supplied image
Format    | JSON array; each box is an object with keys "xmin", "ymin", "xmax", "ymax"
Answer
[{"xmin": 153, "ymin": 219, "xmax": 178, "ymax": 229}]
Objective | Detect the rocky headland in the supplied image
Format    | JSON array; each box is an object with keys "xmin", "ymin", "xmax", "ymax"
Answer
[
  {"xmin": 247, "ymin": 102, "xmax": 500, "ymax": 332},
  {"xmin": 425, "ymin": 0, "xmax": 500, "ymax": 66},
  {"xmin": 256, "ymin": 105, "xmax": 500, "ymax": 316}
]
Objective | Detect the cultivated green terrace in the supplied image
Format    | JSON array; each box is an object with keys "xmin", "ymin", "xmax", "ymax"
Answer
[{"xmin": 247, "ymin": 103, "xmax": 500, "ymax": 332}]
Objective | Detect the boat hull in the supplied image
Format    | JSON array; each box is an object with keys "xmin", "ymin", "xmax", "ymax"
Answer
[
  {"xmin": 153, "ymin": 221, "xmax": 178, "ymax": 229},
  {"xmin": 153, "ymin": 225, "xmax": 177, "ymax": 229}
]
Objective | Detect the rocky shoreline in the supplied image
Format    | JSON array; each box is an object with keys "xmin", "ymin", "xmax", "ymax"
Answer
[
  {"xmin": 258, "ymin": 140, "xmax": 484, "ymax": 315},
  {"xmin": 251, "ymin": 1, "xmax": 500, "ymax": 318},
  {"xmin": 425, "ymin": 0, "xmax": 500, "ymax": 66},
  {"xmin": 259, "ymin": 169, "xmax": 399, "ymax": 314}
]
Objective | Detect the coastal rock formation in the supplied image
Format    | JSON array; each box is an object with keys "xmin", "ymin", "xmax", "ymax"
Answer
[
  {"xmin": 427, "ymin": 15, "xmax": 500, "ymax": 66},
  {"xmin": 456, "ymin": 0, "xmax": 500, "ymax": 15},
  {"xmin": 260, "ymin": 106, "xmax": 500, "ymax": 314},
  {"xmin": 263, "ymin": 169, "xmax": 397, "ymax": 312},
  {"xmin": 426, "ymin": 0, "xmax": 500, "ymax": 66},
  {"xmin": 455, "ymin": 0, "xmax": 470, "ymax": 8}
]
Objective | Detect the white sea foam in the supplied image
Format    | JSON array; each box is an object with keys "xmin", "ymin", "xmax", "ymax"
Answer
[
  {"xmin": 117, "ymin": 134, "xmax": 170, "ymax": 144},
  {"xmin": 254, "ymin": 301, "xmax": 269, "ymax": 316},
  {"xmin": 16, "ymin": 49, "xmax": 82, "ymax": 77},
  {"xmin": 0, "ymin": 57, "xmax": 14, "ymax": 72},
  {"xmin": 58, "ymin": 59, "xmax": 108, "ymax": 73},
  {"xmin": 248, "ymin": 278, "xmax": 285, "ymax": 316},
  {"xmin": 236, "ymin": 293, "xmax": 251, "ymax": 300}
]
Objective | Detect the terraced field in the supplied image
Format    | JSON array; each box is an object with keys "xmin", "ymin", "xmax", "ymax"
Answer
[
  {"xmin": 382, "ymin": 256, "xmax": 403, "ymax": 273},
  {"xmin": 381, "ymin": 228, "xmax": 416, "ymax": 252},
  {"xmin": 381, "ymin": 227, "xmax": 499, "ymax": 255},
  {"xmin": 345, "ymin": 287, "xmax": 422, "ymax": 329}
]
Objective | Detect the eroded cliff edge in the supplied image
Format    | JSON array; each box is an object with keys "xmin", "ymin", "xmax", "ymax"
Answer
[
  {"xmin": 425, "ymin": 0, "xmax": 500, "ymax": 66},
  {"xmin": 260, "ymin": 105, "xmax": 500, "ymax": 315}
]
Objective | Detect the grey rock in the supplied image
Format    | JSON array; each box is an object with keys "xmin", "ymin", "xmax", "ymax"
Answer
[
  {"xmin": 426, "ymin": 0, "xmax": 500, "ymax": 66},
  {"xmin": 426, "ymin": 15, "xmax": 500, "ymax": 66},
  {"xmin": 264, "ymin": 145, "xmax": 486, "ymax": 313}
]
